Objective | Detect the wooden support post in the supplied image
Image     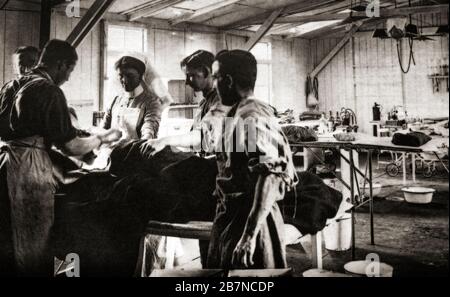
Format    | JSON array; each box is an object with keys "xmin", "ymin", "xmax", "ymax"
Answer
[
  {"xmin": 39, "ymin": 0, "xmax": 52, "ymax": 49},
  {"xmin": 310, "ymin": 23, "xmax": 362, "ymax": 78},
  {"xmin": 38, "ymin": 0, "xmax": 67, "ymax": 48},
  {"xmin": 242, "ymin": 8, "xmax": 283, "ymax": 51},
  {"xmin": 66, "ymin": 0, "xmax": 117, "ymax": 48}
]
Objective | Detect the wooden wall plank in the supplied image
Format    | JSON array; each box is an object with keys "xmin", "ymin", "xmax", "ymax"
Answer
[
  {"xmin": 49, "ymin": 12, "xmax": 99, "ymax": 127},
  {"xmin": 271, "ymin": 38, "xmax": 310, "ymax": 114},
  {"xmin": 91, "ymin": 24, "xmax": 100, "ymax": 111},
  {"xmin": 324, "ymin": 39, "xmax": 332, "ymax": 112},
  {"xmin": 345, "ymin": 42, "xmax": 353, "ymax": 109},
  {"xmin": 0, "ymin": 10, "xmax": 5, "ymax": 85},
  {"xmin": 337, "ymin": 42, "xmax": 346, "ymax": 109},
  {"xmin": 0, "ymin": 10, "xmax": 40, "ymax": 86},
  {"xmin": 146, "ymin": 25, "xmax": 155, "ymax": 64},
  {"xmin": 310, "ymin": 27, "xmax": 448, "ymax": 134},
  {"xmin": 4, "ymin": 11, "xmax": 20, "ymax": 83},
  {"xmin": 31, "ymin": 13, "xmax": 41, "ymax": 48},
  {"xmin": 185, "ymin": 30, "xmax": 218, "ymax": 58},
  {"xmin": 70, "ymin": 17, "xmax": 81, "ymax": 105},
  {"xmin": 153, "ymin": 28, "xmax": 186, "ymax": 83}
]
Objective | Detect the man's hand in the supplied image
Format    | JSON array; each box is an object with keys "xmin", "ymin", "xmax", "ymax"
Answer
[
  {"xmin": 140, "ymin": 138, "xmax": 168, "ymax": 158},
  {"xmin": 99, "ymin": 129, "xmax": 122, "ymax": 145},
  {"xmin": 231, "ymin": 233, "xmax": 257, "ymax": 269}
]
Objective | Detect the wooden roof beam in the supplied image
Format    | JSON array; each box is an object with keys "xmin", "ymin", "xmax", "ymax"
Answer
[
  {"xmin": 268, "ymin": 23, "xmax": 301, "ymax": 35},
  {"xmin": 0, "ymin": 0, "xmax": 9, "ymax": 9},
  {"xmin": 224, "ymin": 0, "xmax": 339, "ymax": 30},
  {"xmin": 242, "ymin": 8, "xmax": 283, "ymax": 51},
  {"xmin": 229, "ymin": 0, "xmax": 441, "ymax": 29},
  {"xmin": 50, "ymin": 0, "xmax": 68, "ymax": 7},
  {"xmin": 286, "ymin": 2, "xmax": 446, "ymax": 39},
  {"xmin": 120, "ymin": 0, "xmax": 166, "ymax": 15},
  {"xmin": 66, "ymin": 0, "xmax": 117, "ymax": 48},
  {"xmin": 278, "ymin": 3, "xmax": 448, "ymax": 24},
  {"xmin": 128, "ymin": 0, "xmax": 184, "ymax": 21},
  {"xmin": 170, "ymin": 0, "xmax": 242, "ymax": 26},
  {"xmin": 310, "ymin": 23, "xmax": 362, "ymax": 78},
  {"xmin": 266, "ymin": 0, "xmax": 354, "ymax": 36}
]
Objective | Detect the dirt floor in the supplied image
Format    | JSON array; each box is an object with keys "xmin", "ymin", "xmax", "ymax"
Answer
[{"xmin": 287, "ymin": 154, "xmax": 449, "ymax": 277}]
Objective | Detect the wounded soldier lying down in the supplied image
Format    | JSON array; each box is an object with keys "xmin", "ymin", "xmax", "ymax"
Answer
[{"xmin": 51, "ymin": 140, "xmax": 342, "ymax": 276}]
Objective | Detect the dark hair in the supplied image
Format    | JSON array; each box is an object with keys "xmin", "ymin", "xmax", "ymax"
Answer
[
  {"xmin": 215, "ymin": 50, "xmax": 257, "ymax": 91},
  {"xmin": 182, "ymin": 50, "xmax": 215, "ymax": 76},
  {"xmin": 14, "ymin": 46, "xmax": 40, "ymax": 68},
  {"xmin": 39, "ymin": 39, "xmax": 78, "ymax": 67},
  {"xmin": 115, "ymin": 56, "xmax": 146, "ymax": 77}
]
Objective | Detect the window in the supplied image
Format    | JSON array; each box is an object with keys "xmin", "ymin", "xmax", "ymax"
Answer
[
  {"xmin": 104, "ymin": 25, "xmax": 148, "ymax": 106},
  {"xmin": 107, "ymin": 25, "xmax": 147, "ymax": 52},
  {"xmin": 251, "ymin": 42, "xmax": 272, "ymax": 105}
]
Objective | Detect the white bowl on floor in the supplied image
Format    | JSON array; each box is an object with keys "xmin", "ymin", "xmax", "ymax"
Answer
[{"xmin": 401, "ymin": 187, "xmax": 435, "ymax": 204}]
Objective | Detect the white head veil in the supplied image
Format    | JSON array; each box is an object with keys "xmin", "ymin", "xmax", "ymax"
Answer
[{"xmin": 106, "ymin": 52, "xmax": 173, "ymax": 109}]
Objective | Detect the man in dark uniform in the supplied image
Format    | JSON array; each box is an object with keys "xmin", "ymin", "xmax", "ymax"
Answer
[{"xmin": 0, "ymin": 39, "xmax": 121, "ymax": 276}]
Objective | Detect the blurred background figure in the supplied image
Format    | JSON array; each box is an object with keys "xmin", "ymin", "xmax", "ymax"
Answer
[{"xmin": 12, "ymin": 46, "xmax": 40, "ymax": 78}]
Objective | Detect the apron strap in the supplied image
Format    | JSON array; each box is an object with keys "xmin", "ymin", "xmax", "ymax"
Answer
[{"xmin": 7, "ymin": 137, "xmax": 47, "ymax": 151}]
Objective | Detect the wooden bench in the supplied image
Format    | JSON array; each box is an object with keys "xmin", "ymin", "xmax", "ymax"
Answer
[
  {"xmin": 144, "ymin": 221, "xmax": 213, "ymax": 240},
  {"xmin": 136, "ymin": 220, "xmax": 330, "ymax": 276}
]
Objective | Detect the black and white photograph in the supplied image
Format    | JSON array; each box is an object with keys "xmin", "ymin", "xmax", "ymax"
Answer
[{"xmin": 0, "ymin": 0, "xmax": 448, "ymax": 284}]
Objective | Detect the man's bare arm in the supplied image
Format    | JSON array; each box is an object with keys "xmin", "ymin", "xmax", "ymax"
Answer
[
  {"xmin": 231, "ymin": 174, "xmax": 284, "ymax": 268},
  {"xmin": 245, "ymin": 174, "xmax": 283, "ymax": 239}
]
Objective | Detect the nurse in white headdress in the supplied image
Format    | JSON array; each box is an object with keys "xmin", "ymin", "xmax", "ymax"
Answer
[{"xmin": 102, "ymin": 52, "xmax": 172, "ymax": 140}]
